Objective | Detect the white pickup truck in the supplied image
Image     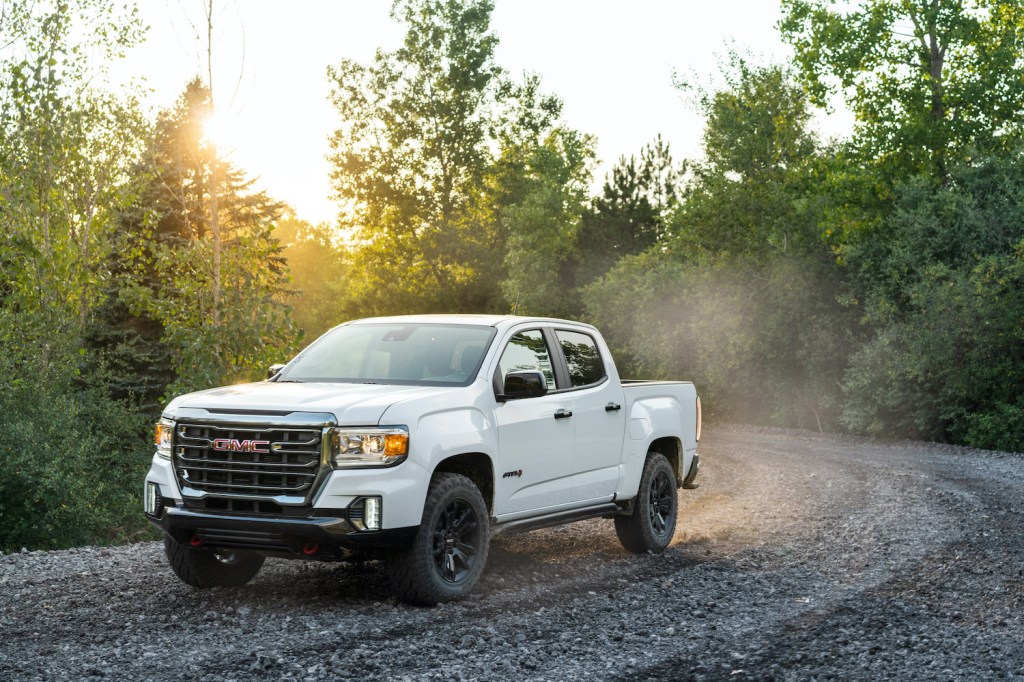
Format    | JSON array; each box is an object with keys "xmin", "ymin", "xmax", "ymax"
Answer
[{"xmin": 144, "ymin": 315, "xmax": 700, "ymax": 604}]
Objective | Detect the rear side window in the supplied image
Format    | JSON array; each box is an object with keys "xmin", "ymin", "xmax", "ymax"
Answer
[
  {"xmin": 556, "ymin": 330, "xmax": 605, "ymax": 387},
  {"xmin": 498, "ymin": 330, "xmax": 556, "ymax": 389}
]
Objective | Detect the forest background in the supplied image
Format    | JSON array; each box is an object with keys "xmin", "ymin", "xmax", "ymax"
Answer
[{"xmin": 2, "ymin": 0, "xmax": 1023, "ymax": 551}]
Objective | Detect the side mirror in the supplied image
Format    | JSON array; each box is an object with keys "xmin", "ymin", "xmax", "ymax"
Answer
[
  {"xmin": 267, "ymin": 363, "xmax": 286, "ymax": 380},
  {"xmin": 502, "ymin": 370, "xmax": 548, "ymax": 399}
]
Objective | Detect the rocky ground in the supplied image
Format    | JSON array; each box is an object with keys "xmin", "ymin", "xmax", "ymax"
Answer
[{"xmin": 2, "ymin": 423, "xmax": 1022, "ymax": 680}]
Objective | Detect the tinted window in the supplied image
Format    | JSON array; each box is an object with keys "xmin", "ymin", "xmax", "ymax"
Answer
[
  {"xmin": 556, "ymin": 330, "xmax": 605, "ymax": 387},
  {"xmin": 279, "ymin": 323, "xmax": 494, "ymax": 386},
  {"xmin": 498, "ymin": 330, "xmax": 556, "ymax": 389}
]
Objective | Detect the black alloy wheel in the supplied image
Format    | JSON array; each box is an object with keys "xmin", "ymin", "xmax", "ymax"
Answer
[
  {"xmin": 648, "ymin": 469, "xmax": 675, "ymax": 537},
  {"xmin": 431, "ymin": 498, "xmax": 481, "ymax": 584}
]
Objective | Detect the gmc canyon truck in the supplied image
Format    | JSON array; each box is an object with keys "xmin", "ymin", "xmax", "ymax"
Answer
[{"xmin": 144, "ymin": 315, "xmax": 701, "ymax": 604}]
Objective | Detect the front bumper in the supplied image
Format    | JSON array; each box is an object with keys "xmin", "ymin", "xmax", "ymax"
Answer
[
  {"xmin": 145, "ymin": 452, "xmax": 427, "ymax": 560},
  {"xmin": 148, "ymin": 504, "xmax": 418, "ymax": 560}
]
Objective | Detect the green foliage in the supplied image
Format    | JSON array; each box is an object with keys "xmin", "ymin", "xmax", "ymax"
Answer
[
  {"xmin": 585, "ymin": 59, "xmax": 855, "ymax": 430},
  {"xmin": 780, "ymin": 0, "xmax": 1024, "ymax": 179},
  {"xmin": 328, "ymin": 0, "xmax": 506, "ymax": 315},
  {"xmin": 0, "ymin": 4, "xmax": 299, "ymax": 551},
  {"xmin": 0, "ymin": 0, "xmax": 146, "ymax": 331},
  {"xmin": 0, "ymin": 355, "xmax": 153, "ymax": 552},
  {"xmin": 841, "ymin": 155, "xmax": 1024, "ymax": 450},
  {"xmin": 274, "ymin": 215, "xmax": 351, "ymax": 342},
  {"xmin": 118, "ymin": 80, "xmax": 300, "ymax": 396},
  {"xmin": 327, "ymin": 0, "xmax": 585, "ymax": 318},
  {"xmin": 499, "ymin": 127, "xmax": 595, "ymax": 318},
  {"xmin": 573, "ymin": 136, "xmax": 681, "ymax": 287},
  {"xmin": 671, "ymin": 59, "xmax": 823, "ymax": 260},
  {"xmin": 0, "ymin": 0, "xmax": 153, "ymax": 551}
]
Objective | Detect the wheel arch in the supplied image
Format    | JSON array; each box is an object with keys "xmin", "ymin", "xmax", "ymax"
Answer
[
  {"xmin": 647, "ymin": 436, "xmax": 683, "ymax": 488},
  {"xmin": 431, "ymin": 452, "xmax": 495, "ymax": 515}
]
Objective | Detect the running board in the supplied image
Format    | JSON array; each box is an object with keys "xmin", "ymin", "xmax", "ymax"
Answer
[{"xmin": 494, "ymin": 503, "xmax": 619, "ymax": 535}]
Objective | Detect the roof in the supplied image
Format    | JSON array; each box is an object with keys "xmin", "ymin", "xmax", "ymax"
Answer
[{"xmin": 348, "ymin": 314, "xmax": 595, "ymax": 330}]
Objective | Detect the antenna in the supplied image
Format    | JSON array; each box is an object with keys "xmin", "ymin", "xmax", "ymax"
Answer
[{"xmin": 512, "ymin": 292, "xmax": 520, "ymax": 316}]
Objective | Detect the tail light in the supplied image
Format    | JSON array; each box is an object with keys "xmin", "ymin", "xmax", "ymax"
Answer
[{"xmin": 695, "ymin": 396, "xmax": 702, "ymax": 442}]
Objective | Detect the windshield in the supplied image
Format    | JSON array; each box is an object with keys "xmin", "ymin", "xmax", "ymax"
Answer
[{"xmin": 278, "ymin": 323, "xmax": 496, "ymax": 386}]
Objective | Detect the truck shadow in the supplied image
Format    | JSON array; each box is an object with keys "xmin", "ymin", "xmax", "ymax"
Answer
[{"xmin": 227, "ymin": 514, "xmax": 720, "ymax": 609}]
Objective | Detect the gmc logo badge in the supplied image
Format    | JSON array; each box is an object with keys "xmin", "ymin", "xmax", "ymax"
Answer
[{"xmin": 211, "ymin": 438, "xmax": 270, "ymax": 453}]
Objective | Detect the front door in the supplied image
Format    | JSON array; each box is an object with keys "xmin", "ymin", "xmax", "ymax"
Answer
[{"xmin": 493, "ymin": 329, "xmax": 575, "ymax": 515}]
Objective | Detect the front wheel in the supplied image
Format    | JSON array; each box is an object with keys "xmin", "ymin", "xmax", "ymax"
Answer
[
  {"xmin": 615, "ymin": 452, "xmax": 679, "ymax": 554},
  {"xmin": 164, "ymin": 535, "xmax": 265, "ymax": 588},
  {"xmin": 387, "ymin": 473, "xmax": 490, "ymax": 605}
]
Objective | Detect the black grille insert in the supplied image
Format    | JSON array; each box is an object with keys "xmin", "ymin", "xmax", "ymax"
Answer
[{"xmin": 174, "ymin": 423, "xmax": 323, "ymax": 501}]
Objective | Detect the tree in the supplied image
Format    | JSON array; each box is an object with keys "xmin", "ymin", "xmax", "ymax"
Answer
[
  {"xmin": 327, "ymin": 0, "xmax": 585, "ymax": 317},
  {"xmin": 0, "ymin": 0, "xmax": 145, "ymax": 346},
  {"xmin": 273, "ymin": 215, "xmax": 352, "ymax": 342},
  {"xmin": 840, "ymin": 154, "xmax": 1024, "ymax": 450},
  {"xmin": 585, "ymin": 59, "xmax": 856, "ymax": 430},
  {"xmin": 671, "ymin": 58, "xmax": 822, "ymax": 260},
  {"xmin": 497, "ymin": 126, "xmax": 594, "ymax": 317},
  {"xmin": 780, "ymin": 0, "xmax": 1024, "ymax": 180},
  {"xmin": 119, "ymin": 80, "xmax": 299, "ymax": 396},
  {"xmin": 573, "ymin": 136, "xmax": 681, "ymax": 287},
  {"xmin": 0, "ymin": 0, "xmax": 153, "ymax": 551},
  {"xmin": 328, "ymin": 0, "xmax": 505, "ymax": 315}
]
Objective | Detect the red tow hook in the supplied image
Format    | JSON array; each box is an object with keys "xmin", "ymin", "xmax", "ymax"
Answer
[
  {"xmin": 190, "ymin": 535, "xmax": 204, "ymax": 547},
  {"xmin": 302, "ymin": 543, "xmax": 319, "ymax": 556}
]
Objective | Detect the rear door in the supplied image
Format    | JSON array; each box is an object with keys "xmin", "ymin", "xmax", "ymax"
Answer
[
  {"xmin": 492, "ymin": 328, "xmax": 575, "ymax": 515},
  {"xmin": 553, "ymin": 328, "xmax": 627, "ymax": 502}
]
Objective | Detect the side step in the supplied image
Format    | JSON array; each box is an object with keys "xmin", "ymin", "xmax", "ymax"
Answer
[{"xmin": 494, "ymin": 503, "xmax": 619, "ymax": 535}]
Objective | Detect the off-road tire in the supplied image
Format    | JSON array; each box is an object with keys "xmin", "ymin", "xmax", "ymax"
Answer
[
  {"xmin": 164, "ymin": 534, "xmax": 265, "ymax": 588},
  {"xmin": 615, "ymin": 452, "xmax": 678, "ymax": 554},
  {"xmin": 388, "ymin": 473, "xmax": 490, "ymax": 605}
]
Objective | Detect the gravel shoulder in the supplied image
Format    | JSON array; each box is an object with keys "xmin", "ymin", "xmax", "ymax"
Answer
[{"xmin": 2, "ymin": 423, "xmax": 1023, "ymax": 681}]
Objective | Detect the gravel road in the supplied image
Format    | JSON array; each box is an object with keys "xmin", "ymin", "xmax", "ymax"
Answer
[{"xmin": 2, "ymin": 424, "xmax": 1022, "ymax": 681}]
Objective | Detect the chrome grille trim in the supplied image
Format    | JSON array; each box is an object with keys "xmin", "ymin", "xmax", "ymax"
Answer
[{"xmin": 172, "ymin": 420, "xmax": 329, "ymax": 506}]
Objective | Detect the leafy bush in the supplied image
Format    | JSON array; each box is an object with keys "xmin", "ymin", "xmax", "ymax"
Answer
[
  {"xmin": 0, "ymin": 356, "xmax": 154, "ymax": 552},
  {"xmin": 841, "ymin": 156, "xmax": 1024, "ymax": 451}
]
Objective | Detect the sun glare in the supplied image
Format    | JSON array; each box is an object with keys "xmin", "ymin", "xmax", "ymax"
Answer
[{"xmin": 201, "ymin": 111, "xmax": 238, "ymax": 151}]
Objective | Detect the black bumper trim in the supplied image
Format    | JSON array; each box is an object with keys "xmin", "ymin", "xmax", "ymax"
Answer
[{"xmin": 149, "ymin": 506, "xmax": 418, "ymax": 558}]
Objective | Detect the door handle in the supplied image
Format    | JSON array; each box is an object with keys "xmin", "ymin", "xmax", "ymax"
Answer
[
  {"xmin": 605, "ymin": 402, "xmax": 622, "ymax": 412},
  {"xmin": 554, "ymin": 409, "xmax": 573, "ymax": 420}
]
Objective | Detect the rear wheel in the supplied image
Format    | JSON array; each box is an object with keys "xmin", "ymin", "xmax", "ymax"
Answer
[
  {"xmin": 615, "ymin": 452, "xmax": 678, "ymax": 554},
  {"xmin": 163, "ymin": 534, "xmax": 265, "ymax": 588},
  {"xmin": 388, "ymin": 473, "xmax": 490, "ymax": 605}
]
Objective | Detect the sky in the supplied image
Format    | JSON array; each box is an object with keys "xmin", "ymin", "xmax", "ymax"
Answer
[{"xmin": 113, "ymin": 1, "xmax": 851, "ymax": 226}]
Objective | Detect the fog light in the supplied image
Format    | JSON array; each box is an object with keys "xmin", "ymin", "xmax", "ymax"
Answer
[
  {"xmin": 144, "ymin": 481, "xmax": 159, "ymax": 516},
  {"xmin": 364, "ymin": 497, "xmax": 382, "ymax": 531}
]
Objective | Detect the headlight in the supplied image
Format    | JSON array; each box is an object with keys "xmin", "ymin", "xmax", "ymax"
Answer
[
  {"xmin": 155, "ymin": 418, "xmax": 174, "ymax": 459},
  {"xmin": 329, "ymin": 427, "xmax": 408, "ymax": 468}
]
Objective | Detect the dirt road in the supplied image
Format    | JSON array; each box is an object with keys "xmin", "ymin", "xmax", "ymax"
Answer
[{"xmin": 1, "ymin": 424, "xmax": 1022, "ymax": 680}]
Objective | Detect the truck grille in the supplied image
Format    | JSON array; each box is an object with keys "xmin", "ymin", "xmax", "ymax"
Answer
[{"xmin": 173, "ymin": 423, "xmax": 324, "ymax": 502}]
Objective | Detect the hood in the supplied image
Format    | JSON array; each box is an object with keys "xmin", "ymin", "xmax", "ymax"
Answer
[{"xmin": 164, "ymin": 381, "xmax": 449, "ymax": 425}]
